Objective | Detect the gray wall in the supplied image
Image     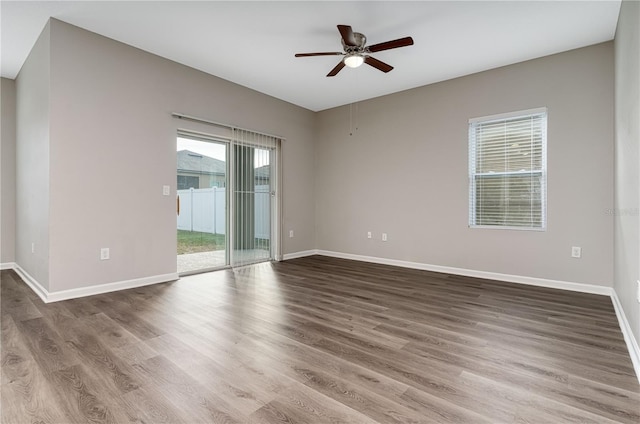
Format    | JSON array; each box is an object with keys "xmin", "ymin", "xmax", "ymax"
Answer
[
  {"xmin": 15, "ymin": 22, "xmax": 51, "ymax": 290},
  {"xmin": 22, "ymin": 19, "xmax": 316, "ymax": 293},
  {"xmin": 9, "ymin": 18, "xmax": 623, "ymax": 296},
  {"xmin": 316, "ymin": 42, "xmax": 614, "ymax": 287},
  {"xmin": 1, "ymin": 78, "xmax": 16, "ymax": 265},
  {"xmin": 614, "ymin": 0, "xmax": 640, "ymax": 345}
]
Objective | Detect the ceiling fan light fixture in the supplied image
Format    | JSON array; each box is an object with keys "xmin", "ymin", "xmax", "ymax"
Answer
[
  {"xmin": 295, "ymin": 25, "xmax": 413, "ymax": 76},
  {"xmin": 344, "ymin": 54, "xmax": 364, "ymax": 68}
]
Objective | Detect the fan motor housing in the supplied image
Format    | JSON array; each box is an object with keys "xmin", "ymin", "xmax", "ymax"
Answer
[{"xmin": 342, "ymin": 32, "xmax": 367, "ymax": 52}]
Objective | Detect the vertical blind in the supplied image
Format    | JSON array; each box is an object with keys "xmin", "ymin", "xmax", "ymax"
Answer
[
  {"xmin": 469, "ymin": 109, "xmax": 547, "ymax": 229},
  {"xmin": 232, "ymin": 128, "xmax": 278, "ymax": 266}
]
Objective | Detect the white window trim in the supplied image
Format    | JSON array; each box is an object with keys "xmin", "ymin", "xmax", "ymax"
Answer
[
  {"xmin": 468, "ymin": 107, "xmax": 548, "ymax": 231},
  {"xmin": 468, "ymin": 107, "xmax": 548, "ymax": 124}
]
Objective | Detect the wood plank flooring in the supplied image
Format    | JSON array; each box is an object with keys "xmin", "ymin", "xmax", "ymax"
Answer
[{"xmin": 1, "ymin": 255, "xmax": 639, "ymax": 423}]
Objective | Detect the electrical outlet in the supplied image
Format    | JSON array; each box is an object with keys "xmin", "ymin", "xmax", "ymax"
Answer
[
  {"xmin": 163, "ymin": 185, "xmax": 170, "ymax": 196},
  {"xmin": 382, "ymin": 233, "xmax": 388, "ymax": 242},
  {"xmin": 289, "ymin": 230, "xmax": 294, "ymax": 238},
  {"xmin": 31, "ymin": 243, "xmax": 35, "ymax": 254},
  {"xmin": 367, "ymin": 231, "xmax": 372, "ymax": 239},
  {"xmin": 571, "ymin": 246, "xmax": 581, "ymax": 258},
  {"xmin": 100, "ymin": 248, "xmax": 110, "ymax": 260}
]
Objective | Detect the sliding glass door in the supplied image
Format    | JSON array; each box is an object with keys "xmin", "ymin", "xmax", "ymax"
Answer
[{"xmin": 176, "ymin": 130, "xmax": 279, "ymax": 274}]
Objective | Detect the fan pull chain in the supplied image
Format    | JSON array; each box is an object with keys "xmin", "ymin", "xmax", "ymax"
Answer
[
  {"xmin": 355, "ymin": 102, "xmax": 359, "ymax": 133},
  {"xmin": 349, "ymin": 102, "xmax": 359, "ymax": 137}
]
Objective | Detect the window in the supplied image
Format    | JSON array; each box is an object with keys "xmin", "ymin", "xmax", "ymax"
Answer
[
  {"xmin": 469, "ymin": 108, "xmax": 547, "ymax": 230},
  {"xmin": 177, "ymin": 175, "xmax": 199, "ymax": 190}
]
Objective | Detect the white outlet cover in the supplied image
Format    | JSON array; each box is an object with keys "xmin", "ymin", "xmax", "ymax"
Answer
[
  {"xmin": 571, "ymin": 246, "xmax": 581, "ymax": 258},
  {"xmin": 382, "ymin": 233, "xmax": 388, "ymax": 241},
  {"xmin": 163, "ymin": 185, "xmax": 170, "ymax": 196}
]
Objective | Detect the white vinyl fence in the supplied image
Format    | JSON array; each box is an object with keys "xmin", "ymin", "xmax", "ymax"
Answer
[{"xmin": 177, "ymin": 186, "xmax": 270, "ymax": 239}]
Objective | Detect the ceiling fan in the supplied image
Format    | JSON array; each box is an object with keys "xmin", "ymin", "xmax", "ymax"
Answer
[{"xmin": 295, "ymin": 25, "xmax": 414, "ymax": 77}]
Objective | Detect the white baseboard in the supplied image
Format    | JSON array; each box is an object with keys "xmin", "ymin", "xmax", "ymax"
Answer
[
  {"xmin": 283, "ymin": 250, "xmax": 318, "ymax": 260},
  {"xmin": 315, "ymin": 250, "xmax": 613, "ymax": 296},
  {"xmin": 45, "ymin": 273, "xmax": 180, "ymax": 303},
  {"xmin": 1, "ymin": 262, "xmax": 16, "ymax": 271},
  {"xmin": 13, "ymin": 262, "xmax": 178, "ymax": 303},
  {"xmin": 13, "ymin": 263, "xmax": 49, "ymax": 303},
  {"xmin": 611, "ymin": 289, "xmax": 640, "ymax": 384}
]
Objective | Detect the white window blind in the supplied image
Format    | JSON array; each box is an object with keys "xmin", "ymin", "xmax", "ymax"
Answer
[
  {"xmin": 231, "ymin": 128, "xmax": 278, "ymax": 267},
  {"xmin": 469, "ymin": 108, "xmax": 547, "ymax": 230}
]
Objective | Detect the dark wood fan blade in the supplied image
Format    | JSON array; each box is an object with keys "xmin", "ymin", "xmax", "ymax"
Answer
[
  {"xmin": 365, "ymin": 56, "xmax": 393, "ymax": 73},
  {"xmin": 327, "ymin": 61, "xmax": 346, "ymax": 77},
  {"xmin": 295, "ymin": 52, "xmax": 343, "ymax": 57},
  {"xmin": 337, "ymin": 25, "xmax": 357, "ymax": 46},
  {"xmin": 367, "ymin": 37, "xmax": 414, "ymax": 53}
]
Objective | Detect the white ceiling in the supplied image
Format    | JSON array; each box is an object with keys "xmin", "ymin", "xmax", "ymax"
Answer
[{"xmin": 1, "ymin": 1, "xmax": 621, "ymax": 112}]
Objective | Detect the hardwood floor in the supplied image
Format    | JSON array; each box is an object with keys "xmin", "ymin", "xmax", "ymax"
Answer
[{"xmin": 2, "ymin": 255, "xmax": 639, "ymax": 423}]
